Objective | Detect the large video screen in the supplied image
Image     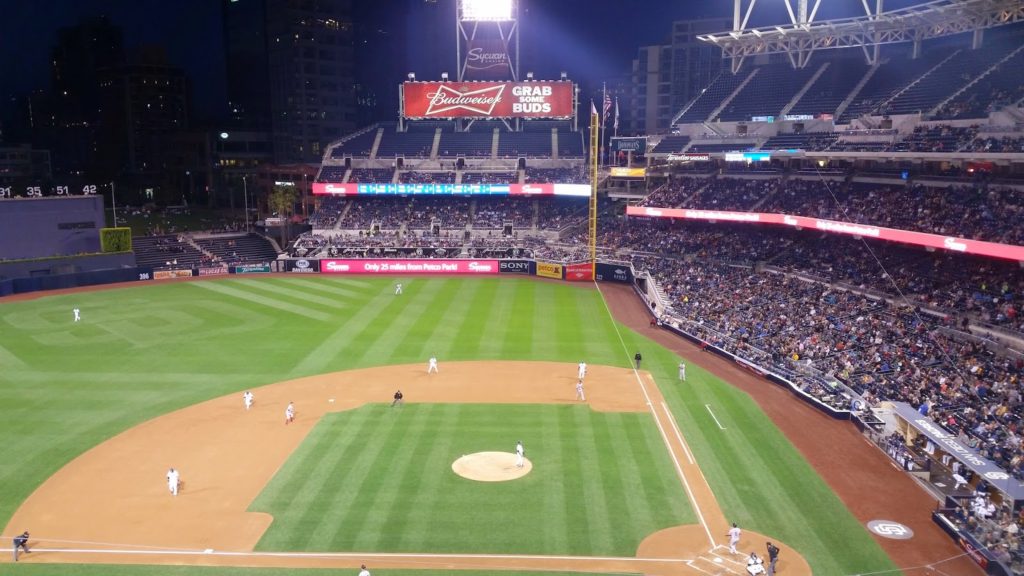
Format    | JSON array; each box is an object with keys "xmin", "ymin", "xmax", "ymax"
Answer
[{"xmin": 403, "ymin": 81, "xmax": 574, "ymax": 119}]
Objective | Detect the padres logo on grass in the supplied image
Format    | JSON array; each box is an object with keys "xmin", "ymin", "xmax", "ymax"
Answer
[{"xmin": 867, "ymin": 520, "xmax": 914, "ymax": 540}]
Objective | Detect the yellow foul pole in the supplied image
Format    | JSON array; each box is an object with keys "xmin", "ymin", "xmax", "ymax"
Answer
[{"xmin": 589, "ymin": 108, "xmax": 599, "ymax": 277}]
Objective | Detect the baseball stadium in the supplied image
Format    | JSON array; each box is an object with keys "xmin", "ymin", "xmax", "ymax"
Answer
[{"xmin": 3, "ymin": 1, "xmax": 1024, "ymax": 576}]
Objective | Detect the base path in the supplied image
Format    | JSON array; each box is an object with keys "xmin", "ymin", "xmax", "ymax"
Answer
[{"xmin": 5, "ymin": 359, "xmax": 809, "ymax": 575}]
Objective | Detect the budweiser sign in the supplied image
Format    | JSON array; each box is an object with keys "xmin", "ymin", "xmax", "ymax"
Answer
[{"xmin": 403, "ymin": 81, "xmax": 574, "ymax": 119}]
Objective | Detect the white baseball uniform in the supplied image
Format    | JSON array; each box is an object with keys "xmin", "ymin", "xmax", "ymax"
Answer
[
  {"xmin": 395, "ymin": 283, "xmax": 403, "ymax": 295},
  {"xmin": 244, "ymin": 391, "xmax": 254, "ymax": 410},
  {"xmin": 428, "ymin": 356, "xmax": 438, "ymax": 374},
  {"xmin": 73, "ymin": 308, "xmax": 81, "ymax": 322},
  {"xmin": 515, "ymin": 441, "xmax": 524, "ymax": 468},
  {"xmin": 358, "ymin": 568, "xmax": 371, "ymax": 576},
  {"xmin": 576, "ymin": 380, "xmax": 585, "ymax": 401},
  {"xmin": 167, "ymin": 468, "xmax": 179, "ymax": 496},
  {"xmin": 679, "ymin": 362, "xmax": 686, "ymax": 381},
  {"xmin": 285, "ymin": 402, "xmax": 295, "ymax": 424},
  {"xmin": 577, "ymin": 362, "xmax": 586, "ymax": 380},
  {"xmin": 728, "ymin": 525, "xmax": 742, "ymax": 554}
]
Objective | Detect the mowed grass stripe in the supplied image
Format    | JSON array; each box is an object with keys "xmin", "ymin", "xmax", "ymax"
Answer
[
  {"xmin": 390, "ymin": 403, "xmax": 460, "ymax": 550},
  {"xmin": 552, "ymin": 287, "xmax": 587, "ymax": 361},
  {"xmin": 287, "ymin": 285, "xmax": 409, "ymax": 376},
  {"xmin": 231, "ymin": 278, "xmax": 350, "ymax": 310},
  {"xmin": 498, "ymin": 279, "xmax": 535, "ymax": 358},
  {"xmin": 571, "ymin": 408, "xmax": 613, "ymax": 554},
  {"xmin": 475, "ymin": 280, "xmax": 518, "ymax": 358},
  {"xmin": 539, "ymin": 406, "xmax": 569, "ymax": 553},
  {"xmin": 449, "ymin": 280, "xmax": 500, "ymax": 360},
  {"xmin": 274, "ymin": 276, "xmax": 375, "ymax": 300},
  {"xmin": 190, "ymin": 281, "xmax": 330, "ymax": 322},
  {"xmin": 391, "ymin": 279, "xmax": 463, "ymax": 363},
  {"xmin": 354, "ymin": 279, "xmax": 450, "ymax": 367}
]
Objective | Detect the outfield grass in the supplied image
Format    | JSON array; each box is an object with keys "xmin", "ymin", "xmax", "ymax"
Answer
[
  {"xmin": 0, "ymin": 277, "xmax": 899, "ymax": 574},
  {"xmin": 251, "ymin": 404, "xmax": 691, "ymax": 555}
]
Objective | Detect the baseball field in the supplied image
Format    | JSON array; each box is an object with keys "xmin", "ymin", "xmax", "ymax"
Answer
[{"xmin": 0, "ymin": 276, "xmax": 901, "ymax": 575}]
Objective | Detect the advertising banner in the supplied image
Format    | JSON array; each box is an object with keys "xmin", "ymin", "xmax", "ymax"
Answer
[
  {"xmin": 233, "ymin": 264, "xmax": 272, "ymax": 274},
  {"xmin": 313, "ymin": 182, "xmax": 589, "ymax": 197},
  {"xmin": 197, "ymin": 266, "xmax": 229, "ymax": 276},
  {"xmin": 565, "ymin": 262, "xmax": 593, "ymax": 282},
  {"xmin": 536, "ymin": 261, "xmax": 563, "ymax": 280},
  {"xmin": 403, "ymin": 81, "xmax": 574, "ymax": 119},
  {"xmin": 320, "ymin": 259, "xmax": 500, "ymax": 275},
  {"xmin": 153, "ymin": 269, "xmax": 194, "ymax": 280},
  {"xmin": 613, "ymin": 137, "xmax": 646, "ymax": 152},
  {"xmin": 285, "ymin": 259, "xmax": 319, "ymax": 273},
  {"xmin": 609, "ymin": 167, "xmax": 646, "ymax": 178},
  {"xmin": 595, "ymin": 262, "xmax": 633, "ymax": 283},
  {"xmin": 464, "ymin": 35, "xmax": 511, "ymax": 80},
  {"xmin": 499, "ymin": 260, "xmax": 532, "ymax": 274},
  {"xmin": 625, "ymin": 205, "xmax": 1024, "ymax": 262}
]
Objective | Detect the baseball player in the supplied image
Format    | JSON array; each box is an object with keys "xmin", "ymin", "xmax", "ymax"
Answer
[
  {"xmin": 577, "ymin": 361, "xmax": 587, "ymax": 380},
  {"xmin": 285, "ymin": 401, "xmax": 295, "ymax": 424},
  {"xmin": 395, "ymin": 282, "xmax": 403, "ymax": 295},
  {"xmin": 728, "ymin": 523, "xmax": 742, "ymax": 554},
  {"xmin": 575, "ymin": 378, "xmax": 586, "ymax": 401},
  {"xmin": 515, "ymin": 440, "xmax": 524, "ymax": 468},
  {"xmin": 358, "ymin": 564, "xmax": 371, "ymax": 576},
  {"xmin": 391, "ymin": 389, "xmax": 404, "ymax": 408},
  {"xmin": 746, "ymin": 552, "xmax": 766, "ymax": 575},
  {"xmin": 73, "ymin": 308, "xmax": 81, "ymax": 322},
  {"xmin": 243, "ymin": 390, "xmax": 254, "ymax": 411},
  {"xmin": 12, "ymin": 531, "xmax": 29, "ymax": 562},
  {"xmin": 428, "ymin": 355, "xmax": 439, "ymax": 374},
  {"xmin": 167, "ymin": 467, "xmax": 180, "ymax": 496},
  {"xmin": 678, "ymin": 361, "xmax": 686, "ymax": 381}
]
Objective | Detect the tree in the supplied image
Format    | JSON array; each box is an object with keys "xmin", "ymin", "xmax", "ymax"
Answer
[{"xmin": 267, "ymin": 184, "xmax": 298, "ymax": 247}]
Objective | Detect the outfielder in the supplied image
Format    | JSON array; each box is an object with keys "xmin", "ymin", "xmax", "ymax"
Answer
[
  {"xmin": 678, "ymin": 361, "xmax": 686, "ymax": 381},
  {"xmin": 243, "ymin": 390, "xmax": 254, "ymax": 410},
  {"xmin": 428, "ymin": 355, "xmax": 439, "ymax": 374},
  {"xmin": 285, "ymin": 401, "xmax": 295, "ymax": 424},
  {"xmin": 575, "ymin": 379, "xmax": 585, "ymax": 401},
  {"xmin": 728, "ymin": 523, "xmax": 742, "ymax": 554},
  {"xmin": 577, "ymin": 361, "xmax": 587, "ymax": 380},
  {"xmin": 515, "ymin": 440, "xmax": 524, "ymax": 468},
  {"xmin": 167, "ymin": 467, "xmax": 180, "ymax": 496},
  {"xmin": 395, "ymin": 283, "xmax": 403, "ymax": 295},
  {"xmin": 73, "ymin": 308, "xmax": 81, "ymax": 322}
]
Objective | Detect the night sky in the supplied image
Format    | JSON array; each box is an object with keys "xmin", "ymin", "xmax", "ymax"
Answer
[{"xmin": 0, "ymin": 0, "xmax": 925, "ymax": 126}]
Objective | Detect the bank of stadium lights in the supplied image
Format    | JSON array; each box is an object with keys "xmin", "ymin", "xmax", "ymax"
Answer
[
  {"xmin": 525, "ymin": 72, "xmax": 534, "ymax": 80},
  {"xmin": 408, "ymin": 72, "xmax": 416, "ymax": 81},
  {"xmin": 460, "ymin": 0, "xmax": 512, "ymax": 21},
  {"xmin": 441, "ymin": 72, "xmax": 449, "ymax": 80}
]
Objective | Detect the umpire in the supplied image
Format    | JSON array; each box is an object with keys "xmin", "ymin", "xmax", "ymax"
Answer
[
  {"xmin": 766, "ymin": 541, "xmax": 779, "ymax": 575},
  {"xmin": 13, "ymin": 530, "xmax": 29, "ymax": 561},
  {"xmin": 634, "ymin": 351, "xmax": 642, "ymax": 369}
]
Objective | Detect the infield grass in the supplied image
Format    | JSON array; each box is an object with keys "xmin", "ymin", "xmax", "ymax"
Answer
[
  {"xmin": 251, "ymin": 404, "xmax": 690, "ymax": 555},
  {"xmin": 0, "ymin": 276, "xmax": 900, "ymax": 574}
]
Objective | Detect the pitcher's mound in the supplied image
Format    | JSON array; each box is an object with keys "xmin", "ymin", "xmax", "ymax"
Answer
[{"xmin": 452, "ymin": 451, "xmax": 532, "ymax": 482}]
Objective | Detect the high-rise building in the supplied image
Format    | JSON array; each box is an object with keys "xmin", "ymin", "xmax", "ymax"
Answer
[
  {"xmin": 630, "ymin": 18, "xmax": 730, "ymax": 133},
  {"xmin": 223, "ymin": 0, "xmax": 357, "ymax": 164}
]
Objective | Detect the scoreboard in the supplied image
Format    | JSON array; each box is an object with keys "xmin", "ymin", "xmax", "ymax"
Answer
[{"xmin": 0, "ymin": 183, "xmax": 101, "ymax": 199}]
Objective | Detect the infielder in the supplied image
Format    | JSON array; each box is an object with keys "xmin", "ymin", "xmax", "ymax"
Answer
[
  {"xmin": 395, "ymin": 282, "xmax": 403, "ymax": 295},
  {"xmin": 575, "ymin": 378, "xmax": 586, "ymax": 401},
  {"xmin": 515, "ymin": 440, "xmax": 524, "ymax": 468},
  {"xmin": 358, "ymin": 564, "xmax": 371, "ymax": 576},
  {"xmin": 428, "ymin": 355, "xmax": 438, "ymax": 374},
  {"xmin": 391, "ymin": 389, "xmax": 404, "ymax": 408},
  {"xmin": 73, "ymin": 307, "xmax": 81, "ymax": 322},
  {"xmin": 728, "ymin": 523, "xmax": 742, "ymax": 554},
  {"xmin": 285, "ymin": 401, "xmax": 295, "ymax": 424},
  {"xmin": 243, "ymin": 390, "xmax": 254, "ymax": 410},
  {"xmin": 577, "ymin": 361, "xmax": 587, "ymax": 380},
  {"xmin": 12, "ymin": 531, "xmax": 29, "ymax": 562},
  {"xmin": 678, "ymin": 361, "xmax": 686, "ymax": 381},
  {"xmin": 167, "ymin": 467, "xmax": 180, "ymax": 496}
]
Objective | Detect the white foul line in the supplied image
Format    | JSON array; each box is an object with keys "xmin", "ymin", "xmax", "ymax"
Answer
[
  {"xmin": 595, "ymin": 283, "xmax": 716, "ymax": 548},
  {"xmin": 662, "ymin": 401, "xmax": 694, "ymax": 465},
  {"xmin": 705, "ymin": 404, "xmax": 726, "ymax": 430}
]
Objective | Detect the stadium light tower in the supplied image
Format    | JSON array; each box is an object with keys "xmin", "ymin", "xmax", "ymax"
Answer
[{"xmin": 456, "ymin": 0, "xmax": 519, "ymax": 81}]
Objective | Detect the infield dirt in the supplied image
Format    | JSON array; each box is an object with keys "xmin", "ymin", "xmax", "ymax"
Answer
[{"xmin": 5, "ymin": 359, "xmax": 810, "ymax": 576}]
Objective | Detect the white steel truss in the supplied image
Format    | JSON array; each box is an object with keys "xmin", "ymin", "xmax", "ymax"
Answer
[{"xmin": 700, "ymin": 0, "xmax": 1024, "ymax": 72}]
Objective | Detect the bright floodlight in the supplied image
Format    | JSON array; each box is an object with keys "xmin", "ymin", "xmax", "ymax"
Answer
[{"xmin": 461, "ymin": 0, "xmax": 512, "ymax": 21}]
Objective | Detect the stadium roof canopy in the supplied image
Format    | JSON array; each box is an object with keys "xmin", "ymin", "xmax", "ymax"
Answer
[{"xmin": 698, "ymin": 0, "xmax": 1024, "ymax": 71}]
